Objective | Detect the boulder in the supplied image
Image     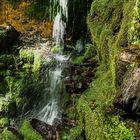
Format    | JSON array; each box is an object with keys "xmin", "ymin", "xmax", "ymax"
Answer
[
  {"xmin": 115, "ymin": 48, "xmax": 140, "ymax": 118},
  {"xmin": 119, "ymin": 48, "xmax": 140, "ymax": 64},
  {"xmin": 0, "ymin": 24, "xmax": 19, "ymax": 52},
  {"xmin": 116, "ymin": 67, "xmax": 140, "ymax": 118},
  {"xmin": 116, "ymin": 47, "xmax": 140, "ymax": 86},
  {"xmin": 30, "ymin": 118, "xmax": 58, "ymax": 140}
]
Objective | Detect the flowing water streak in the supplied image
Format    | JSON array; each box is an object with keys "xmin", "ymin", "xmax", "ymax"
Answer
[
  {"xmin": 59, "ymin": 0, "xmax": 68, "ymax": 19},
  {"xmin": 53, "ymin": 13, "xmax": 66, "ymax": 44},
  {"xmin": 37, "ymin": 0, "xmax": 68, "ymax": 125},
  {"xmin": 53, "ymin": 0, "xmax": 68, "ymax": 45}
]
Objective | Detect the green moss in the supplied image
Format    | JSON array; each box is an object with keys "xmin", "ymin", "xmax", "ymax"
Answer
[
  {"xmin": 19, "ymin": 119, "xmax": 43, "ymax": 140},
  {"xmin": 0, "ymin": 118, "xmax": 9, "ymax": 127},
  {"xmin": 130, "ymin": 0, "xmax": 140, "ymax": 45},
  {"xmin": 74, "ymin": 0, "xmax": 138, "ymax": 139},
  {"xmin": 77, "ymin": 91, "xmax": 134, "ymax": 140},
  {"xmin": 70, "ymin": 44, "xmax": 96, "ymax": 65},
  {"xmin": 19, "ymin": 48, "xmax": 34, "ymax": 64},
  {"xmin": 70, "ymin": 56, "xmax": 85, "ymax": 65},
  {"xmin": 50, "ymin": 45, "xmax": 63, "ymax": 53},
  {"xmin": 19, "ymin": 48, "xmax": 43, "ymax": 74},
  {"xmin": 69, "ymin": 126, "xmax": 83, "ymax": 140},
  {"xmin": 32, "ymin": 52, "xmax": 42, "ymax": 74},
  {"xmin": 84, "ymin": 44, "xmax": 96, "ymax": 59},
  {"xmin": 87, "ymin": 0, "xmax": 136, "ymax": 86},
  {"xmin": 0, "ymin": 128, "xmax": 20, "ymax": 140},
  {"xmin": 87, "ymin": 0, "xmax": 136, "ymax": 57},
  {"xmin": 59, "ymin": 125, "xmax": 83, "ymax": 140}
]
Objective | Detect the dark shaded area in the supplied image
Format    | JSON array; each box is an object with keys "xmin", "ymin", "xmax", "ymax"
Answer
[
  {"xmin": 26, "ymin": 0, "xmax": 50, "ymax": 20},
  {"xmin": 0, "ymin": 25, "xmax": 19, "ymax": 53},
  {"xmin": 66, "ymin": 0, "xmax": 93, "ymax": 43},
  {"xmin": 65, "ymin": 59, "xmax": 98, "ymax": 94}
]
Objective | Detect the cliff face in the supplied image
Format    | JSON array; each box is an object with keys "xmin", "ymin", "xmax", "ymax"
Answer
[{"xmin": 75, "ymin": 0, "xmax": 140, "ymax": 139}]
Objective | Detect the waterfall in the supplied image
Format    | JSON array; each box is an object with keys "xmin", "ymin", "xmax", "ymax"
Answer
[
  {"xmin": 52, "ymin": 13, "xmax": 66, "ymax": 44},
  {"xmin": 36, "ymin": 0, "xmax": 68, "ymax": 125}
]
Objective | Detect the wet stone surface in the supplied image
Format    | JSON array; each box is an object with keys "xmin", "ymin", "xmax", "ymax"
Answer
[
  {"xmin": 115, "ymin": 67, "xmax": 140, "ymax": 119},
  {"xmin": 30, "ymin": 118, "xmax": 58, "ymax": 140}
]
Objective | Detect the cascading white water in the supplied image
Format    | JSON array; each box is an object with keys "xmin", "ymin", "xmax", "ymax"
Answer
[
  {"xmin": 52, "ymin": 13, "xmax": 66, "ymax": 44},
  {"xmin": 52, "ymin": 0, "xmax": 68, "ymax": 45},
  {"xmin": 36, "ymin": 0, "xmax": 68, "ymax": 125}
]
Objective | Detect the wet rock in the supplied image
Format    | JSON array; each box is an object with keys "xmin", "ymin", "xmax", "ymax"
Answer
[
  {"xmin": 116, "ymin": 67, "xmax": 140, "ymax": 118},
  {"xmin": 30, "ymin": 118, "xmax": 58, "ymax": 140},
  {"xmin": 116, "ymin": 47, "xmax": 140, "ymax": 86},
  {"xmin": 119, "ymin": 48, "xmax": 140, "ymax": 64},
  {"xmin": 0, "ymin": 24, "xmax": 19, "ymax": 52},
  {"xmin": 62, "ymin": 117, "xmax": 77, "ymax": 126},
  {"xmin": 116, "ymin": 61, "xmax": 128, "ymax": 86}
]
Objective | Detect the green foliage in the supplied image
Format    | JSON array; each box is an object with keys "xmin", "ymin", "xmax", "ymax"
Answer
[
  {"xmin": 104, "ymin": 116, "xmax": 134, "ymax": 140},
  {"xmin": 59, "ymin": 125, "xmax": 83, "ymax": 140},
  {"xmin": 0, "ymin": 118, "xmax": 9, "ymax": 127},
  {"xmin": 0, "ymin": 54, "xmax": 14, "ymax": 64},
  {"xmin": 50, "ymin": 45, "xmax": 63, "ymax": 54},
  {"xmin": 19, "ymin": 119, "xmax": 43, "ymax": 140},
  {"xmin": 19, "ymin": 48, "xmax": 34, "ymax": 64},
  {"xmin": 0, "ymin": 128, "xmax": 20, "ymax": 140},
  {"xmin": 19, "ymin": 48, "xmax": 43, "ymax": 74},
  {"xmin": 70, "ymin": 56, "xmax": 85, "ymax": 65},
  {"xmin": 0, "ymin": 48, "xmax": 44, "ymax": 117},
  {"xmin": 70, "ymin": 44, "xmax": 96, "ymax": 65}
]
